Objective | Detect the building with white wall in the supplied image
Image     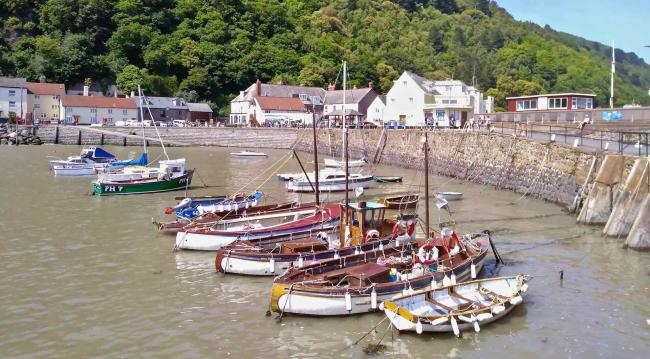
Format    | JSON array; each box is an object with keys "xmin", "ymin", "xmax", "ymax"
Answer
[
  {"xmin": 323, "ymin": 85, "xmax": 378, "ymax": 126},
  {"xmin": 253, "ymin": 96, "xmax": 311, "ymax": 126},
  {"xmin": 0, "ymin": 77, "xmax": 28, "ymax": 121},
  {"xmin": 384, "ymin": 71, "xmax": 492, "ymax": 127},
  {"xmin": 230, "ymin": 80, "xmax": 325, "ymax": 126},
  {"xmin": 366, "ymin": 95, "xmax": 386, "ymax": 125},
  {"xmin": 26, "ymin": 82, "xmax": 65, "ymax": 123},
  {"xmin": 60, "ymin": 95, "xmax": 137, "ymax": 125}
]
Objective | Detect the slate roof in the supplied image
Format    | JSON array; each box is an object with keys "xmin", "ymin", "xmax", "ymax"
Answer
[
  {"xmin": 404, "ymin": 71, "xmax": 440, "ymax": 95},
  {"xmin": 255, "ymin": 96, "xmax": 307, "ymax": 111},
  {"xmin": 234, "ymin": 83, "xmax": 326, "ymax": 104},
  {"xmin": 61, "ymin": 95, "xmax": 137, "ymax": 109},
  {"xmin": 26, "ymin": 82, "xmax": 66, "ymax": 95},
  {"xmin": 0, "ymin": 76, "xmax": 27, "ymax": 88},
  {"xmin": 187, "ymin": 102, "xmax": 213, "ymax": 113},
  {"xmin": 143, "ymin": 96, "xmax": 188, "ymax": 110},
  {"xmin": 324, "ymin": 88, "xmax": 374, "ymax": 105}
]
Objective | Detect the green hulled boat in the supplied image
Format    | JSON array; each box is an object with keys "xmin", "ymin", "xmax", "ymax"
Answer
[{"xmin": 93, "ymin": 170, "xmax": 193, "ymax": 196}]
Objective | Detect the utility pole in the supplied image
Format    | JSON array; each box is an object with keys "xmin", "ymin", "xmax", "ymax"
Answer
[{"xmin": 610, "ymin": 41, "xmax": 616, "ymax": 109}]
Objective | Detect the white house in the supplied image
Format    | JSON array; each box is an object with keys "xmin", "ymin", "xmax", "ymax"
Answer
[
  {"xmin": 323, "ymin": 85, "xmax": 378, "ymax": 126},
  {"xmin": 384, "ymin": 71, "xmax": 492, "ymax": 127},
  {"xmin": 253, "ymin": 96, "xmax": 312, "ymax": 126},
  {"xmin": 230, "ymin": 80, "xmax": 325, "ymax": 126},
  {"xmin": 365, "ymin": 95, "xmax": 386, "ymax": 125},
  {"xmin": 60, "ymin": 94, "xmax": 138, "ymax": 125},
  {"xmin": 0, "ymin": 77, "xmax": 28, "ymax": 121}
]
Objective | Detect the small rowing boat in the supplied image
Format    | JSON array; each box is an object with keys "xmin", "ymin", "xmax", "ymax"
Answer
[
  {"xmin": 231, "ymin": 150, "xmax": 268, "ymax": 157},
  {"xmin": 383, "ymin": 195, "xmax": 419, "ymax": 209},
  {"xmin": 324, "ymin": 158, "xmax": 367, "ymax": 168},
  {"xmin": 286, "ymin": 170, "xmax": 373, "ymax": 192},
  {"xmin": 382, "ymin": 275, "xmax": 529, "ymax": 336},
  {"xmin": 435, "ymin": 192, "xmax": 463, "ymax": 201},
  {"xmin": 374, "ymin": 176, "xmax": 403, "ymax": 183}
]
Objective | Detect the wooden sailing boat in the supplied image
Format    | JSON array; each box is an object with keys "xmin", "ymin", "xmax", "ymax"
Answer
[{"xmin": 92, "ymin": 85, "xmax": 193, "ymax": 195}]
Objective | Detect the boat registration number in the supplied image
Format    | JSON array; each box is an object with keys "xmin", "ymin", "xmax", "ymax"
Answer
[{"xmin": 104, "ymin": 186, "xmax": 124, "ymax": 192}]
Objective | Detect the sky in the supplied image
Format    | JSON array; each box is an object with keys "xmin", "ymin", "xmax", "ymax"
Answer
[{"xmin": 496, "ymin": 0, "xmax": 650, "ymax": 64}]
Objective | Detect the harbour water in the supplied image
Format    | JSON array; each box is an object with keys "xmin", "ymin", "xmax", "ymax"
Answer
[{"xmin": 1, "ymin": 145, "xmax": 648, "ymax": 358}]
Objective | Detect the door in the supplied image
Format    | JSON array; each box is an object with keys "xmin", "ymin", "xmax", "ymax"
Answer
[{"xmin": 461, "ymin": 111, "xmax": 468, "ymax": 127}]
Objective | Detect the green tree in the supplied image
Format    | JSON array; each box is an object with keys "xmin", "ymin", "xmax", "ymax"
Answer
[{"xmin": 116, "ymin": 64, "xmax": 145, "ymax": 93}]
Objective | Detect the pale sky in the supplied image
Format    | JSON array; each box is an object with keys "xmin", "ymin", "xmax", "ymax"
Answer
[{"xmin": 496, "ymin": 0, "xmax": 650, "ymax": 64}]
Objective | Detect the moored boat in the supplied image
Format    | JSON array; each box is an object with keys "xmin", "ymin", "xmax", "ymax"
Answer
[
  {"xmin": 53, "ymin": 164, "xmax": 97, "ymax": 176},
  {"xmin": 286, "ymin": 170, "xmax": 373, "ymax": 192},
  {"xmin": 382, "ymin": 275, "xmax": 529, "ymax": 336},
  {"xmin": 171, "ymin": 191, "xmax": 264, "ymax": 220},
  {"xmin": 231, "ymin": 150, "xmax": 268, "ymax": 157},
  {"xmin": 174, "ymin": 204, "xmax": 341, "ymax": 251},
  {"xmin": 269, "ymin": 230, "xmax": 491, "ymax": 316},
  {"xmin": 324, "ymin": 158, "xmax": 367, "ymax": 168},
  {"xmin": 374, "ymin": 176, "xmax": 403, "ymax": 183},
  {"xmin": 436, "ymin": 192, "xmax": 463, "ymax": 201},
  {"xmin": 93, "ymin": 158, "xmax": 193, "ymax": 196},
  {"xmin": 383, "ymin": 194, "xmax": 419, "ymax": 210}
]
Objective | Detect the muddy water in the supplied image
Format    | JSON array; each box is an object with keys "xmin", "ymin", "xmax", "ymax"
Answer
[{"xmin": 1, "ymin": 145, "xmax": 648, "ymax": 358}]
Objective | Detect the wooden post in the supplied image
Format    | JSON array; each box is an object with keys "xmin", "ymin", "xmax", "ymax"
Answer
[
  {"xmin": 100, "ymin": 133, "xmax": 104, "ymax": 145},
  {"xmin": 123, "ymin": 137, "xmax": 127, "ymax": 146},
  {"xmin": 54, "ymin": 126, "xmax": 59, "ymax": 144},
  {"xmin": 77, "ymin": 130, "xmax": 82, "ymax": 145}
]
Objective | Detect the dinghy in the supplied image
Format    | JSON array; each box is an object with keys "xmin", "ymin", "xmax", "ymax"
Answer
[
  {"xmin": 374, "ymin": 176, "xmax": 403, "ymax": 183},
  {"xmin": 215, "ymin": 201, "xmax": 417, "ymax": 276},
  {"xmin": 269, "ymin": 230, "xmax": 490, "ymax": 316},
  {"xmin": 231, "ymin": 150, "xmax": 268, "ymax": 157},
  {"xmin": 171, "ymin": 191, "xmax": 264, "ymax": 220},
  {"xmin": 286, "ymin": 170, "xmax": 373, "ymax": 192},
  {"xmin": 324, "ymin": 158, "xmax": 367, "ymax": 168},
  {"xmin": 382, "ymin": 275, "xmax": 529, "ymax": 336},
  {"xmin": 383, "ymin": 195, "xmax": 419, "ymax": 210},
  {"xmin": 435, "ymin": 192, "xmax": 463, "ymax": 201},
  {"xmin": 53, "ymin": 164, "xmax": 96, "ymax": 176}
]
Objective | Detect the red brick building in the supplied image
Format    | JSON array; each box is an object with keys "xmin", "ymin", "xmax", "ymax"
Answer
[{"xmin": 507, "ymin": 93, "xmax": 597, "ymax": 112}]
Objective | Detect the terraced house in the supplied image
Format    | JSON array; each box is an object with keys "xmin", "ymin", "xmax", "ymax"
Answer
[
  {"xmin": 0, "ymin": 76, "xmax": 28, "ymax": 122},
  {"xmin": 26, "ymin": 81, "xmax": 66, "ymax": 124},
  {"xmin": 60, "ymin": 95, "xmax": 137, "ymax": 125}
]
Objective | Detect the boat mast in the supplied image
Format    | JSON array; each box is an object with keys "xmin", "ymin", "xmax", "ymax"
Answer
[
  {"xmin": 312, "ymin": 107, "xmax": 320, "ymax": 205},
  {"xmin": 423, "ymin": 131, "xmax": 430, "ymax": 239},
  {"xmin": 137, "ymin": 85, "xmax": 147, "ymax": 156},
  {"xmin": 343, "ymin": 60, "xmax": 349, "ymax": 207},
  {"xmin": 139, "ymin": 85, "xmax": 170, "ymax": 160}
]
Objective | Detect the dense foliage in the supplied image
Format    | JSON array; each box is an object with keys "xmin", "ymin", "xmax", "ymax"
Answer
[{"xmin": 1, "ymin": 0, "xmax": 649, "ymax": 114}]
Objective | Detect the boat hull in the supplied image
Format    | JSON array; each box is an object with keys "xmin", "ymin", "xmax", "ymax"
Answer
[
  {"xmin": 436, "ymin": 192, "xmax": 463, "ymax": 201},
  {"xmin": 93, "ymin": 170, "xmax": 193, "ymax": 196},
  {"xmin": 324, "ymin": 158, "xmax": 366, "ymax": 168},
  {"xmin": 287, "ymin": 176, "xmax": 373, "ymax": 192},
  {"xmin": 270, "ymin": 250, "xmax": 486, "ymax": 316},
  {"xmin": 53, "ymin": 165, "xmax": 96, "ymax": 176}
]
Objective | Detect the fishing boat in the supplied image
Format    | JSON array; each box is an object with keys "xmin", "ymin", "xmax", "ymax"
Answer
[
  {"xmin": 436, "ymin": 192, "xmax": 463, "ymax": 201},
  {"xmin": 174, "ymin": 203, "xmax": 341, "ymax": 251},
  {"xmin": 215, "ymin": 200, "xmax": 417, "ymax": 276},
  {"xmin": 286, "ymin": 169, "xmax": 373, "ymax": 192},
  {"xmin": 231, "ymin": 150, "xmax": 268, "ymax": 157},
  {"xmin": 93, "ymin": 159, "xmax": 193, "ymax": 195},
  {"xmin": 382, "ymin": 275, "xmax": 529, "ymax": 336},
  {"xmin": 92, "ymin": 86, "xmax": 193, "ymax": 196},
  {"xmin": 170, "ymin": 191, "xmax": 264, "ymax": 220},
  {"xmin": 374, "ymin": 176, "xmax": 403, "ymax": 183},
  {"xmin": 383, "ymin": 194, "xmax": 419, "ymax": 210},
  {"xmin": 324, "ymin": 158, "xmax": 367, "ymax": 168},
  {"xmin": 153, "ymin": 201, "xmax": 309, "ymax": 233}
]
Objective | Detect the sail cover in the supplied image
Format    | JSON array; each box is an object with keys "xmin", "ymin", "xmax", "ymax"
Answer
[{"xmin": 110, "ymin": 153, "xmax": 148, "ymax": 167}]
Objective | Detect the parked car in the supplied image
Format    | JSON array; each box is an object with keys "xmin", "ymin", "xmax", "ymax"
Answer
[
  {"xmin": 360, "ymin": 121, "xmax": 378, "ymax": 128},
  {"xmin": 142, "ymin": 119, "xmax": 153, "ymax": 127},
  {"xmin": 172, "ymin": 120, "xmax": 188, "ymax": 127},
  {"xmin": 386, "ymin": 120, "xmax": 405, "ymax": 129}
]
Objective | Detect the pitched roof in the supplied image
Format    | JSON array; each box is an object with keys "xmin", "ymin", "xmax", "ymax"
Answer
[
  {"xmin": 404, "ymin": 71, "xmax": 440, "ymax": 95},
  {"xmin": 187, "ymin": 102, "xmax": 213, "ymax": 113},
  {"xmin": 234, "ymin": 82, "xmax": 326, "ymax": 103},
  {"xmin": 324, "ymin": 88, "xmax": 374, "ymax": 105},
  {"xmin": 506, "ymin": 93, "xmax": 597, "ymax": 100},
  {"xmin": 255, "ymin": 96, "xmax": 306, "ymax": 111},
  {"xmin": 61, "ymin": 95, "xmax": 137, "ymax": 109},
  {"xmin": 26, "ymin": 82, "xmax": 66, "ymax": 95},
  {"xmin": 0, "ymin": 76, "xmax": 27, "ymax": 88},
  {"xmin": 143, "ymin": 96, "xmax": 188, "ymax": 110}
]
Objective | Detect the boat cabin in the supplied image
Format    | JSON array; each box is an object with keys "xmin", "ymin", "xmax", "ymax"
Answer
[
  {"xmin": 159, "ymin": 158, "xmax": 186, "ymax": 175},
  {"xmin": 339, "ymin": 201, "xmax": 387, "ymax": 247}
]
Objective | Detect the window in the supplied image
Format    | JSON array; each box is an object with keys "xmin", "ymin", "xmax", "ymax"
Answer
[
  {"xmin": 34, "ymin": 104, "xmax": 40, "ymax": 109},
  {"xmin": 311, "ymin": 96, "xmax": 321, "ymax": 104},
  {"xmin": 90, "ymin": 108, "xmax": 97, "ymax": 113},
  {"xmin": 122, "ymin": 109, "xmax": 128, "ymax": 115},
  {"xmin": 402, "ymin": 81, "xmax": 407, "ymax": 86},
  {"xmin": 34, "ymin": 95, "xmax": 40, "ymax": 100},
  {"xmin": 90, "ymin": 117, "xmax": 97, "ymax": 123},
  {"xmin": 409, "ymin": 97, "xmax": 413, "ymax": 103},
  {"xmin": 66, "ymin": 107, "xmax": 72, "ymax": 113},
  {"xmin": 9, "ymin": 101, "xmax": 16, "ymax": 108},
  {"xmin": 9, "ymin": 90, "xmax": 15, "ymax": 96},
  {"xmin": 572, "ymin": 97, "xmax": 593, "ymax": 109},
  {"xmin": 40, "ymin": 113, "xmax": 47, "ymax": 118},
  {"xmin": 108, "ymin": 109, "xmax": 113, "ymax": 114},
  {"xmin": 53, "ymin": 96, "xmax": 59, "ymax": 100},
  {"xmin": 516, "ymin": 99, "xmax": 537, "ymax": 110},
  {"xmin": 442, "ymin": 99, "xmax": 458, "ymax": 105},
  {"xmin": 548, "ymin": 97, "xmax": 567, "ymax": 109},
  {"xmin": 53, "ymin": 113, "xmax": 58, "ymax": 118},
  {"xmin": 51, "ymin": 105, "xmax": 58, "ymax": 109},
  {"xmin": 299, "ymin": 94, "xmax": 308, "ymax": 101}
]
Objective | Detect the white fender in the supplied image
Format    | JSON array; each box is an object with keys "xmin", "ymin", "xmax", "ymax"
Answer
[
  {"xmin": 430, "ymin": 277, "xmax": 438, "ymax": 289},
  {"xmin": 520, "ymin": 283, "xmax": 529, "ymax": 293},
  {"xmin": 379, "ymin": 243, "xmax": 384, "ymax": 251},
  {"xmin": 175, "ymin": 198, "xmax": 192, "ymax": 209},
  {"xmin": 269, "ymin": 258, "xmax": 275, "ymax": 273},
  {"xmin": 345, "ymin": 292, "xmax": 352, "ymax": 311},
  {"xmin": 415, "ymin": 320, "xmax": 423, "ymax": 334},
  {"xmin": 510, "ymin": 295, "xmax": 523, "ymax": 305},
  {"xmin": 442, "ymin": 274, "xmax": 451, "ymax": 286},
  {"xmin": 476, "ymin": 312, "xmax": 493, "ymax": 321},
  {"xmin": 431, "ymin": 247, "xmax": 439, "ymax": 261},
  {"xmin": 431, "ymin": 316, "xmax": 449, "ymax": 326},
  {"xmin": 471, "ymin": 262, "xmax": 477, "ymax": 279},
  {"xmin": 407, "ymin": 285, "xmax": 415, "ymax": 295},
  {"xmin": 354, "ymin": 248, "xmax": 360, "ymax": 255},
  {"xmin": 492, "ymin": 305, "xmax": 506, "ymax": 315},
  {"xmin": 298, "ymin": 256, "xmax": 304, "ymax": 268},
  {"xmin": 378, "ymin": 302, "xmax": 385, "ymax": 311},
  {"xmin": 450, "ymin": 272, "xmax": 457, "ymax": 285},
  {"xmin": 334, "ymin": 251, "xmax": 340, "ymax": 259},
  {"xmin": 458, "ymin": 315, "xmax": 473, "ymax": 323},
  {"xmin": 402, "ymin": 286, "xmax": 408, "ymax": 296},
  {"xmin": 450, "ymin": 245, "xmax": 460, "ymax": 256},
  {"xmin": 370, "ymin": 289, "xmax": 377, "ymax": 309},
  {"xmin": 473, "ymin": 316, "xmax": 480, "ymax": 333},
  {"xmin": 451, "ymin": 316, "xmax": 460, "ymax": 337}
]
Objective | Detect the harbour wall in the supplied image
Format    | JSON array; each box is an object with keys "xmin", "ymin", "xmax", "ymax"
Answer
[{"xmin": 32, "ymin": 125, "xmax": 649, "ymax": 249}]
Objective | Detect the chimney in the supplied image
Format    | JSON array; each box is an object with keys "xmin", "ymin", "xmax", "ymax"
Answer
[
  {"xmin": 368, "ymin": 81, "xmax": 374, "ymax": 89},
  {"xmin": 328, "ymin": 83, "xmax": 335, "ymax": 91},
  {"xmin": 130, "ymin": 90, "xmax": 135, "ymax": 98},
  {"xmin": 299, "ymin": 83, "xmax": 304, "ymax": 87},
  {"xmin": 83, "ymin": 85, "xmax": 89, "ymax": 96},
  {"xmin": 39, "ymin": 75, "xmax": 46, "ymax": 83},
  {"xmin": 256, "ymin": 79, "xmax": 261, "ymax": 97}
]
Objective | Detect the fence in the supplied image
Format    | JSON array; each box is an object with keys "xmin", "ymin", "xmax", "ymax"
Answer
[{"xmin": 480, "ymin": 107, "xmax": 650, "ymax": 124}]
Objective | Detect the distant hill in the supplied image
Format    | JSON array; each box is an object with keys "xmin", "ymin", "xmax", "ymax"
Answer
[{"xmin": 1, "ymin": 0, "xmax": 649, "ymax": 113}]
